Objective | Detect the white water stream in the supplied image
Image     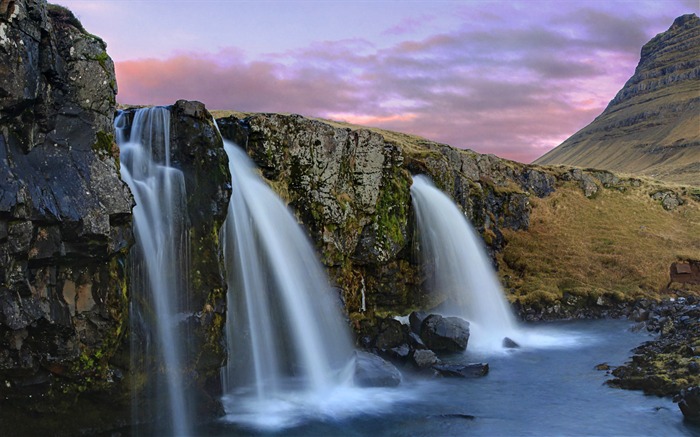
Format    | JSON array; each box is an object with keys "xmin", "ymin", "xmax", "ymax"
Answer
[
  {"xmin": 411, "ymin": 175, "xmax": 521, "ymax": 352},
  {"xmin": 220, "ymin": 141, "xmax": 359, "ymax": 428},
  {"xmin": 116, "ymin": 108, "xmax": 192, "ymax": 436}
]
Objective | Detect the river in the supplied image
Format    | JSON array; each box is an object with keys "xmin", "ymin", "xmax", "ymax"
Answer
[{"xmin": 204, "ymin": 319, "xmax": 699, "ymax": 437}]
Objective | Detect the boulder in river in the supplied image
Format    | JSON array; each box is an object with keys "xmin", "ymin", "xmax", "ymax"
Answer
[
  {"xmin": 420, "ymin": 314, "xmax": 470, "ymax": 352},
  {"xmin": 354, "ymin": 351, "xmax": 402, "ymax": 387},
  {"xmin": 411, "ymin": 349, "xmax": 439, "ymax": 369},
  {"xmin": 675, "ymin": 386, "xmax": 700, "ymax": 423}
]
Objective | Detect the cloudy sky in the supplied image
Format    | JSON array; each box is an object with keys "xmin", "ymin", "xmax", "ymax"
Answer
[{"xmin": 58, "ymin": 0, "xmax": 697, "ymax": 163}]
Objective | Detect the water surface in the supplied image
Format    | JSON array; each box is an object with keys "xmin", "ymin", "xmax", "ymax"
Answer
[{"xmin": 208, "ymin": 320, "xmax": 699, "ymax": 436}]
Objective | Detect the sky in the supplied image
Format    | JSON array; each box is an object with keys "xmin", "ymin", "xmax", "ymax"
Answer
[{"xmin": 58, "ymin": 0, "xmax": 698, "ymax": 163}]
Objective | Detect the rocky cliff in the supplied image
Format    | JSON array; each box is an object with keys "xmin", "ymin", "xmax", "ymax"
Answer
[
  {"xmin": 217, "ymin": 114, "xmax": 557, "ymax": 326},
  {"xmin": 0, "ymin": 0, "xmax": 133, "ymax": 431},
  {"xmin": 0, "ymin": 2, "xmax": 230, "ymax": 434},
  {"xmin": 535, "ymin": 14, "xmax": 700, "ymax": 186},
  {"xmin": 218, "ymin": 113, "xmax": 700, "ymax": 327}
]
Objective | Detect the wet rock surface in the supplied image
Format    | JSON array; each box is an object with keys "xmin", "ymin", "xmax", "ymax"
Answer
[
  {"xmin": 118, "ymin": 101, "xmax": 231, "ymax": 423},
  {"xmin": 216, "ymin": 113, "xmax": 564, "ymax": 325},
  {"xmin": 0, "ymin": 1, "xmax": 133, "ymax": 431}
]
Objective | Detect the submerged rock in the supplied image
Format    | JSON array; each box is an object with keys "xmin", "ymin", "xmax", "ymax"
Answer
[
  {"xmin": 675, "ymin": 386, "xmax": 700, "ymax": 423},
  {"xmin": 420, "ymin": 314, "xmax": 470, "ymax": 352},
  {"xmin": 502, "ymin": 337, "xmax": 520, "ymax": 348},
  {"xmin": 432, "ymin": 363, "xmax": 489, "ymax": 378},
  {"xmin": 354, "ymin": 351, "xmax": 402, "ymax": 387}
]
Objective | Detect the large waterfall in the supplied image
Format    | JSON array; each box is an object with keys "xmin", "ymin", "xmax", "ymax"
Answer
[
  {"xmin": 116, "ymin": 108, "xmax": 193, "ymax": 436},
  {"xmin": 411, "ymin": 175, "xmax": 520, "ymax": 352},
  {"xmin": 220, "ymin": 141, "xmax": 356, "ymax": 427}
]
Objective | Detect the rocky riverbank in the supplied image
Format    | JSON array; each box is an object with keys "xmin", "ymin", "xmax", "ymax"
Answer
[{"xmin": 598, "ymin": 294, "xmax": 700, "ymax": 421}]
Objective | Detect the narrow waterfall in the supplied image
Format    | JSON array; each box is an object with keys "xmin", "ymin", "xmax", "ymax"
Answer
[
  {"xmin": 220, "ymin": 141, "xmax": 355, "ymax": 426},
  {"xmin": 411, "ymin": 175, "xmax": 519, "ymax": 352},
  {"xmin": 116, "ymin": 108, "xmax": 192, "ymax": 436}
]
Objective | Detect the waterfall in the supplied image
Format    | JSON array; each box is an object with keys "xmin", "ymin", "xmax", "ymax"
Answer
[
  {"xmin": 220, "ymin": 141, "xmax": 355, "ymax": 427},
  {"xmin": 116, "ymin": 108, "xmax": 192, "ymax": 436},
  {"xmin": 411, "ymin": 175, "xmax": 520, "ymax": 352}
]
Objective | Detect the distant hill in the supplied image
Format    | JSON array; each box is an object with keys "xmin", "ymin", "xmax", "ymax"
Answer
[{"xmin": 535, "ymin": 14, "xmax": 700, "ymax": 187}]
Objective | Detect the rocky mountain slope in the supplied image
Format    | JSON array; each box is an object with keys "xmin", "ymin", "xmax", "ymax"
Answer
[{"xmin": 535, "ymin": 14, "xmax": 700, "ymax": 187}]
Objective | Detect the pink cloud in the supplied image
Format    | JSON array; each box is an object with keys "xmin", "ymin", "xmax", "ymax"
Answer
[{"xmin": 114, "ymin": 8, "xmax": 686, "ymax": 164}]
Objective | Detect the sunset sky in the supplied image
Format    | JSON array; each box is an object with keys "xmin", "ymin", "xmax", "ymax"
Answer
[{"xmin": 58, "ymin": 0, "xmax": 698, "ymax": 163}]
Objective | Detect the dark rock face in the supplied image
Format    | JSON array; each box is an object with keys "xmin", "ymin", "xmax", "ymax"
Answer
[
  {"xmin": 374, "ymin": 317, "xmax": 407, "ymax": 350},
  {"xmin": 0, "ymin": 0, "xmax": 133, "ymax": 430},
  {"xmin": 353, "ymin": 350, "xmax": 402, "ymax": 387},
  {"xmin": 163, "ymin": 101, "xmax": 230, "ymax": 382},
  {"xmin": 419, "ymin": 315, "xmax": 470, "ymax": 352},
  {"xmin": 409, "ymin": 310, "xmax": 428, "ymax": 334}
]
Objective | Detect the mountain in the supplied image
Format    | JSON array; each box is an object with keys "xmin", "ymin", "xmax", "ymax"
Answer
[{"xmin": 535, "ymin": 14, "xmax": 700, "ymax": 186}]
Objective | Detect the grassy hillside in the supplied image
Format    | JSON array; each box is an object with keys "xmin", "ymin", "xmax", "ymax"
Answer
[{"xmin": 500, "ymin": 179, "xmax": 700, "ymax": 308}]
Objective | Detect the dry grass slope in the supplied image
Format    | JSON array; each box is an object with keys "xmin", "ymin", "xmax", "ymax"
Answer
[{"xmin": 500, "ymin": 181, "xmax": 700, "ymax": 306}]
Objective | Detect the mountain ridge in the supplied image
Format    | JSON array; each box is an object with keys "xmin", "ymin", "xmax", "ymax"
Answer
[{"xmin": 535, "ymin": 13, "xmax": 700, "ymax": 186}]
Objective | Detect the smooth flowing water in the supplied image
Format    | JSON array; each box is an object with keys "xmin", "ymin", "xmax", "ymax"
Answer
[
  {"xmin": 204, "ymin": 320, "xmax": 697, "ymax": 436},
  {"xmin": 220, "ymin": 141, "xmax": 356, "ymax": 428},
  {"xmin": 411, "ymin": 175, "xmax": 520, "ymax": 352},
  {"xmin": 116, "ymin": 108, "xmax": 192, "ymax": 436}
]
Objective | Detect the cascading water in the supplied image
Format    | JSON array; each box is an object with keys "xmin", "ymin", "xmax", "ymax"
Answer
[
  {"xmin": 411, "ymin": 175, "xmax": 520, "ymax": 352},
  {"xmin": 116, "ymin": 108, "xmax": 192, "ymax": 436},
  {"xmin": 220, "ymin": 141, "xmax": 357, "ymax": 427}
]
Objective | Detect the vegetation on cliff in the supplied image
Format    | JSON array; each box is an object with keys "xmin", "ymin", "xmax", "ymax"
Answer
[{"xmin": 215, "ymin": 111, "xmax": 700, "ymax": 327}]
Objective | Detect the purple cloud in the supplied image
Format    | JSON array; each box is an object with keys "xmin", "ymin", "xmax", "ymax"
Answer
[{"xmin": 115, "ymin": 5, "xmax": 695, "ymax": 164}]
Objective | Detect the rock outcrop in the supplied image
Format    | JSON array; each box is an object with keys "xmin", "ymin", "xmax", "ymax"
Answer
[
  {"xmin": 0, "ymin": 3, "xmax": 230, "ymax": 433},
  {"xmin": 216, "ymin": 114, "xmax": 556, "ymax": 325},
  {"xmin": 535, "ymin": 14, "xmax": 700, "ymax": 186},
  {"xmin": 0, "ymin": 0, "xmax": 134, "ymax": 432}
]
